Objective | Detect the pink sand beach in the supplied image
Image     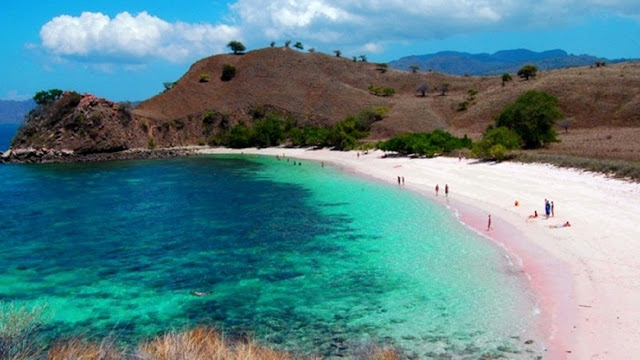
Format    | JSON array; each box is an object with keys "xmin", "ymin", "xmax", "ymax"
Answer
[{"xmin": 198, "ymin": 147, "xmax": 640, "ymax": 359}]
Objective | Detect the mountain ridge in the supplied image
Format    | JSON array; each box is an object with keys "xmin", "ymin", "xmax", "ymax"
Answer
[{"xmin": 388, "ymin": 48, "xmax": 628, "ymax": 75}]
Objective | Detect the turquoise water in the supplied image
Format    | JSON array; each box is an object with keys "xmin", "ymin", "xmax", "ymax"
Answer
[{"xmin": 0, "ymin": 152, "xmax": 542, "ymax": 358}]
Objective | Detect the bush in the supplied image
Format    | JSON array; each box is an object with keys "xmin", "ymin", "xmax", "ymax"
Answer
[
  {"xmin": 221, "ymin": 64, "xmax": 237, "ymax": 81},
  {"xmin": 147, "ymin": 137, "xmax": 156, "ymax": 149},
  {"xmin": 252, "ymin": 115, "xmax": 284, "ymax": 147},
  {"xmin": 495, "ymin": 90, "xmax": 561, "ymax": 149},
  {"xmin": 199, "ymin": 74, "xmax": 210, "ymax": 83},
  {"xmin": 472, "ymin": 126, "xmax": 521, "ymax": 160},
  {"xmin": 0, "ymin": 301, "xmax": 49, "ymax": 359},
  {"xmin": 379, "ymin": 130, "xmax": 472, "ymax": 157},
  {"xmin": 368, "ymin": 84, "xmax": 395, "ymax": 97}
]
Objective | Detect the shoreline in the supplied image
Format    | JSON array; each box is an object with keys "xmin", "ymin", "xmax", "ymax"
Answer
[{"xmin": 197, "ymin": 147, "xmax": 640, "ymax": 359}]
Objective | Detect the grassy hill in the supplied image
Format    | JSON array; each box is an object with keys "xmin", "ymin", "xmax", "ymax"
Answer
[{"xmin": 134, "ymin": 47, "xmax": 640, "ymax": 161}]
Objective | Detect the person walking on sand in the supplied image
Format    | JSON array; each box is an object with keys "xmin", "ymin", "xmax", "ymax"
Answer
[
  {"xmin": 487, "ymin": 215, "xmax": 492, "ymax": 231},
  {"xmin": 397, "ymin": 176, "xmax": 401, "ymax": 185},
  {"xmin": 445, "ymin": 184, "xmax": 449, "ymax": 197},
  {"xmin": 435, "ymin": 184, "xmax": 439, "ymax": 196},
  {"xmin": 551, "ymin": 201, "xmax": 555, "ymax": 217}
]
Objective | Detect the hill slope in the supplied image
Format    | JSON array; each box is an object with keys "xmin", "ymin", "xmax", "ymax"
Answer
[{"xmin": 6, "ymin": 47, "xmax": 640, "ymax": 161}]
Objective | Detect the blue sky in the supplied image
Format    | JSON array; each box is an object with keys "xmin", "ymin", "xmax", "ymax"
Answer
[{"xmin": 1, "ymin": 1, "xmax": 639, "ymax": 102}]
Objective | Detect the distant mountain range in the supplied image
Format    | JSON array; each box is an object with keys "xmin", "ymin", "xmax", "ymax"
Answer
[
  {"xmin": 388, "ymin": 49, "xmax": 629, "ymax": 76},
  {"xmin": 0, "ymin": 99, "xmax": 35, "ymax": 124}
]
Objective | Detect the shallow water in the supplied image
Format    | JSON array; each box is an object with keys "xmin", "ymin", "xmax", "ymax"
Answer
[{"xmin": 0, "ymin": 153, "xmax": 542, "ymax": 358}]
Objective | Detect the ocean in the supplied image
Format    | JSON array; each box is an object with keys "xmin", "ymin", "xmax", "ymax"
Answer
[{"xmin": 0, "ymin": 127, "xmax": 542, "ymax": 358}]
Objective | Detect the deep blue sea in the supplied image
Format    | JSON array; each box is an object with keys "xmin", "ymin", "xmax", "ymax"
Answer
[{"xmin": 0, "ymin": 126, "xmax": 542, "ymax": 358}]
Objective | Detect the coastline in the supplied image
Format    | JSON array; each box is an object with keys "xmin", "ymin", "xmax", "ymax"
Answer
[{"xmin": 197, "ymin": 147, "xmax": 640, "ymax": 359}]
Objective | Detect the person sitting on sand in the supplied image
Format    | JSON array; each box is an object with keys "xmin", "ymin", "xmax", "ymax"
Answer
[
  {"xmin": 528, "ymin": 210, "xmax": 538, "ymax": 219},
  {"xmin": 548, "ymin": 221, "xmax": 571, "ymax": 229}
]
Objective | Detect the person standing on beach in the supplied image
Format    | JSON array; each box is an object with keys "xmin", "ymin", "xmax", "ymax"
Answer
[
  {"xmin": 402, "ymin": 176, "xmax": 405, "ymax": 185},
  {"xmin": 435, "ymin": 184, "xmax": 439, "ymax": 196},
  {"xmin": 445, "ymin": 184, "xmax": 449, "ymax": 197},
  {"xmin": 487, "ymin": 215, "xmax": 492, "ymax": 231},
  {"xmin": 545, "ymin": 199, "xmax": 551, "ymax": 218},
  {"xmin": 551, "ymin": 201, "xmax": 555, "ymax": 217},
  {"xmin": 397, "ymin": 176, "xmax": 401, "ymax": 185}
]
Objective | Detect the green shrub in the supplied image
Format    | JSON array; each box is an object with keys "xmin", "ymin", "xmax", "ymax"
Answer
[
  {"xmin": 367, "ymin": 84, "xmax": 395, "ymax": 97},
  {"xmin": 252, "ymin": 114, "xmax": 284, "ymax": 147},
  {"xmin": 379, "ymin": 130, "xmax": 472, "ymax": 157},
  {"xmin": 199, "ymin": 74, "xmax": 210, "ymax": 83},
  {"xmin": 472, "ymin": 126, "xmax": 521, "ymax": 160},
  {"xmin": 148, "ymin": 137, "xmax": 156, "ymax": 149},
  {"xmin": 221, "ymin": 64, "xmax": 236, "ymax": 81}
]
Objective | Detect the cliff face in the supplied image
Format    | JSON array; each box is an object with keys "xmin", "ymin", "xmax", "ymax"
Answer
[{"xmin": 10, "ymin": 92, "xmax": 145, "ymax": 153}]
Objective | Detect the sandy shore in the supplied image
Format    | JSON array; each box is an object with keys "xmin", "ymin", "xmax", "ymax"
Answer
[{"xmin": 198, "ymin": 147, "xmax": 640, "ymax": 359}]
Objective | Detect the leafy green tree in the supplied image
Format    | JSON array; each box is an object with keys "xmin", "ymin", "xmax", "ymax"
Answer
[
  {"xmin": 359, "ymin": 54, "xmax": 367, "ymax": 62},
  {"xmin": 226, "ymin": 123, "xmax": 255, "ymax": 148},
  {"xmin": 501, "ymin": 73, "xmax": 512, "ymax": 86},
  {"xmin": 517, "ymin": 64, "xmax": 538, "ymax": 80},
  {"xmin": 270, "ymin": 41, "xmax": 275, "ymax": 47},
  {"xmin": 495, "ymin": 90, "xmax": 561, "ymax": 149},
  {"xmin": 410, "ymin": 65, "xmax": 419, "ymax": 73},
  {"xmin": 227, "ymin": 40, "xmax": 246, "ymax": 54},
  {"xmin": 33, "ymin": 89, "xmax": 63, "ymax": 105},
  {"xmin": 284, "ymin": 40, "xmax": 291, "ymax": 47},
  {"xmin": 253, "ymin": 114, "xmax": 284, "ymax": 147},
  {"xmin": 334, "ymin": 50, "xmax": 341, "ymax": 57},
  {"xmin": 293, "ymin": 42, "xmax": 303, "ymax": 50}
]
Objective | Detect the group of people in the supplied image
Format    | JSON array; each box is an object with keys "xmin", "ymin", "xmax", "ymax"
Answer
[{"xmin": 434, "ymin": 184, "xmax": 449, "ymax": 197}]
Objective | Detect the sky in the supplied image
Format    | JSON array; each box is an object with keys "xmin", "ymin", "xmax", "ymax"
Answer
[{"xmin": 1, "ymin": 1, "xmax": 639, "ymax": 102}]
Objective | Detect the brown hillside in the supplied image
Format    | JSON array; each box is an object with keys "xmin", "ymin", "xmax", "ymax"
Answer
[
  {"xmin": 135, "ymin": 48, "xmax": 640, "ymax": 160},
  {"xmin": 7, "ymin": 47, "xmax": 640, "ymax": 162}
]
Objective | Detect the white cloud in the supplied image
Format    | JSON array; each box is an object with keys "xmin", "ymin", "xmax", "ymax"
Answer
[
  {"xmin": 229, "ymin": 0, "xmax": 640, "ymax": 46},
  {"xmin": 40, "ymin": 11, "xmax": 241, "ymax": 64},
  {"xmin": 38, "ymin": 2, "xmax": 640, "ymax": 67}
]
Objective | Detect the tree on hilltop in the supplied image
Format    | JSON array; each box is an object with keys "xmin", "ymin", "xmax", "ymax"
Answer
[
  {"xmin": 410, "ymin": 65, "xmax": 419, "ymax": 73},
  {"xmin": 227, "ymin": 41, "xmax": 246, "ymax": 55},
  {"xmin": 33, "ymin": 89, "xmax": 63, "ymax": 105},
  {"xmin": 517, "ymin": 64, "xmax": 538, "ymax": 80},
  {"xmin": 294, "ymin": 42, "xmax": 304, "ymax": 50},
  {"xmin": 333, "ymin": 50, "xmax": 341, "ymax": 57},
  {"xmin": 501, "ymin": 73, "xmax": 512, "ymax": 86}
]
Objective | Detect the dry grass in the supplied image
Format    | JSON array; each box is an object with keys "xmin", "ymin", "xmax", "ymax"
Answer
[
  {"xmin": 48, "ymin": 337, "xmax": 124, "ymax": 360},
  {"xmin": 2, "ymin": 299, "xmax": 398, "ymax": 359},
  {"xmin": 513, "ymin": 151, "xmax": 640, "ymax": 181},
  {"xmin": 137, "ymin": 327, "xmax": 294, "ymax": 360}
]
